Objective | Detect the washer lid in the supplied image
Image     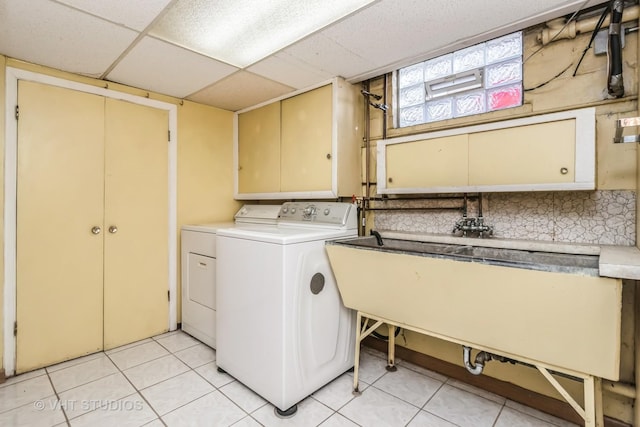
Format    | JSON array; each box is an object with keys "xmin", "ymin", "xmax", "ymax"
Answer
[{"xmin": 216, "ymin": 226, "xmax": 357, "ymax": 245}]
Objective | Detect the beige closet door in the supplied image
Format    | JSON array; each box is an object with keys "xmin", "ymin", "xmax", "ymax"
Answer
[
  {"xmin": 16, "ymin": 81, "xmax": 105, "ymax": 373},
  {"xmin": 103, "ymin": 98, "xmax": 169, "ymax": 349}
]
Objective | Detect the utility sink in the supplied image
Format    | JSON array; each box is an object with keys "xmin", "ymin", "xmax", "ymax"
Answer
[
  {"xmin": 332, "ymin": 236, "xmax": 599, "ymax": 276},
  {"xmin": 325, "ymin": 236, "xmax": 622, "ymax": 380}
]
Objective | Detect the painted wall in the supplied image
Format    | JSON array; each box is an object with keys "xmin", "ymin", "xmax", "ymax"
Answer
[
  {"xmin": 0, "ymin": 55, "xmax": 6, "ymax": 373},
  {"xmin": 365, "ymin": 25, "xmax": 639, "ymax": 425},
  {"xmin": 0, "ymin": 56, "xmax": 237, "ymax": 372}
]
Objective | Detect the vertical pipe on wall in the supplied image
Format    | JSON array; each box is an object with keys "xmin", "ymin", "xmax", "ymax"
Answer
[
  {"xmin": 635, "ymin": 13, "xmax": 640, "ymax": 427},
  {"xmin": 362, "ymin": 80, "xmax": 371, "ymax": 236}
]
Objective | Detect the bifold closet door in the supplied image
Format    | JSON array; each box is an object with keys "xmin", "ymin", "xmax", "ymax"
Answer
[
  {"xmin": 103, "ymin": 98, "xmax": 169, "ymax": 349},
  {"xmin": 16, "ymin": 80, "xmax": 105, "ymax": 373}
]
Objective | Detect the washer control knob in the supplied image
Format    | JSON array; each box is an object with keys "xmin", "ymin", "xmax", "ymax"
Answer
[
  {"xmin": 303, "ymin": 206, "xmax": 317, "ymax": 216},
  {"xmin": 324, "ymin": 208, "xmax": 330, "ymax": 215},
  {"xmin": 282, "ymin": 207, "xmax": 288, "ymax": 213},
  {"xmin": 291, "ymin": 208, "xmax": 296, "ymax": 214}
]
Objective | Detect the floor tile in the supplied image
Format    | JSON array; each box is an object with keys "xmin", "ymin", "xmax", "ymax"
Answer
[
  {"xmin": 174, "ymin": 343, "xmax": 216, "ymax": 368},
  {"xmin": 46, "ymin": 352, "xmax": 104, "ymax": 373},
  {"xmin": 0, "ymin": 398, "xmax": 66, "ymax": 427},
  {"xmin": 154, "ymin": 331, "xmax": 200, "ymax": 353},
  {"xmin": 252, "ymin": 397, "xmax": 333, "ymax": 427},
  {"xmin": 312, "ymin": 373, "xmax": 366, "ymax": 411},
  {"xmin": 0, "ymin": 375, "xmax": 55, "ymax": 413},
  {"xmin": 140, "ymin": 370, "xmax": 214, "ymax": 416},
  {"xmin": 0, "ymin": 369, "xmax": 47, "ymax": 389},
  {"xmin": 231, "ymin": 416, "xmax": 263, "ymax": 426},
  {"xmin": 339, "ymin": 385, "xmax": 420, "ymax": 427},
  {"xmin": 424, "ymin": 383, "xmax": 502, "ymax": 427},
  {"xmin": 123, "ymin": 354, "xmax": 190, "ymax": 390},
  {"xmin": 505, "ymin": 400, "xmax": 578, "ymax": 427},
  {"xmin": 219, "ymin": 380, "xmax": 267, "ymax": 413},
  {"xmin": 49, "ymin": 354, "xmax": 118, "ymax": 392},
  {"xmin": 446, "ymin": 378, "xmax": 506, "ymax": 405},
  {"xmin": 349, "ymin": 351, "xmax": 391, "ymax": 385},
  {"xmin": 108, "ymin": 341, "xmax": 169, "ymax": 371},
  {"xmin": 58, "ymin": 372, "xmax": 136, "ymax": 419},
  {"xmin": 162, "ymin": 390, "xmax": 246, "ymax": 427},
  {"xmin": 195, "ymin": 362, "xmax": 235, "ymax": 388},
  {"xmin": 495, "ymin": 406, "xmax": 562, "ymax": 427},
  {"xmin": 152, "ymin": 330, "xmax": 181, "ymax": 340},
  {"xmin": 406, "ymin": 410, "xmax": 458, "ymax": 426},
  {"xmin": 399, "ymin": 361, "xmax": 449, "ymax": 383},
  {"xmin": 68, "ymin": 393, "xmax": 156, "ymax": 427},
  {"xmin": 318, "ymin": 412, "xmax": 360, "ymax": 426},
  {"xmin": 372, "ymin": 365, "xmax": 444, "ymax": 408},
  {"xmin": 141, "ymin": 420, "xmax": 165, "ymax": 427},
  {"xmin": 105, "ymin": 339, "xmax": 154, "ymax": 356}
]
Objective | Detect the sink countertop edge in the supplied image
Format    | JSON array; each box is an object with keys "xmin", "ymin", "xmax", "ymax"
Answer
[{"xmin": 377, "ymin": 231, "xmax": 640, "ymax": 280}]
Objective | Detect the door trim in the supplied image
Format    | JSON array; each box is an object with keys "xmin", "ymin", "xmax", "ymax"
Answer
[{"xmin": 3, "ymin": 67, "xmax": 178, "ymax": 376}]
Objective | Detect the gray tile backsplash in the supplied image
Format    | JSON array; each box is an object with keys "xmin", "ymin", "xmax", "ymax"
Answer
[{"xmin": 373, "ymin": 190, "xmax": 636, "ymax": 245}]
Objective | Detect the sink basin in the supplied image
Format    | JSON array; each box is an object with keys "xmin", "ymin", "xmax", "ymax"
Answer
[{"xmin": 331, "ymin": 236, "xmax": 599, "ymax": 276}]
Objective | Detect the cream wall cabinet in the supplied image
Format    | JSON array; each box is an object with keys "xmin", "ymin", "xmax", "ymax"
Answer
[
  {"xmin": 235, "ymin": 78, "xmax": 362, "ymax": 200},
  {"xmin": 377, "ymin": 108, "xmax": 595, "ymax": 194}
]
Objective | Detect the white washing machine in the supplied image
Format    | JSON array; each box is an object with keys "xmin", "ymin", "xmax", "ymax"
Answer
[
  {"xmin": 216, "ymin": 202, "xmax": 357, "ymax": 415},
  {"xmin": 180, "ymin": 205, "xmax": 281, "ymax": 348}
]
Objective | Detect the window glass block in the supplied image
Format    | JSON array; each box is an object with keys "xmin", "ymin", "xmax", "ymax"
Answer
[
  {"xmin": 398, "ymin": 63, "xmax": 425, "ymax": 88},
  {"xmin": 399, "ymin": 105, "xmax": 425, "ymax": 127},
  {"xmin": 424, "ymin": 54, "xmax": 453, "ymax": 82},
  {"xmin": 485, "ymin": 58, "xmax": 522, "ymax": 88},
  {"xmin": 454, "ymin": 91, "xmax": 486, "ymax": 117},
  {"xmin": 487, "ymin": 84, "xmax": 522, "ymax": 111},
  {"xmin": 486, "ymin": 31, "xmax": 522, "ymax": 64},
  {"xmin": 426, "ymin": 98, "xmax": 453, "ymax": 122},
  {"xmin": 453, "ymin": 43, "xmax": 485, "ymax": 74},
  {"xmin": 399, "ymin": 83, "xmax": 426, "ymax": 108}
]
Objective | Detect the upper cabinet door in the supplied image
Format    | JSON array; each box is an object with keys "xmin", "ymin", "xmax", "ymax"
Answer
[
  {"xmin": 468, "ymin": 120, "xmax": 576, "ymax": 186},
  {"xmin": 280, "ymin": 84, "xmax": 333, "ymax": 192},
  {"xmin": 237, "ymin": 102, "xmax": 281, "ymax": 194},
  {"xmin": 385, "ymin": 134, "xmax": 468, "ymax": 190}
]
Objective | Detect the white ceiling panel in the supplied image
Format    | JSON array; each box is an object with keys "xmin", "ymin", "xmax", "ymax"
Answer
[
  {"xmin": 187, "ymin": 71, "xmax": 294, "ymax": 112},
  {"xmin": 282, "ymin": 33, "xmax": 377, "ymax": 80},
  {"xmin": 0, "ymin": 0, "xmax": 138, "ymax": 77},
  {"xmin": 55, "ymin": 0, "xmax": 173, "ymax": 31},
  {"xmin": 107, "ymin": 36, "xmax": 238, "ymax": 98},
  {"xmin": 247, "ymin": 52, "xmax": 334, "ymax": 90}
]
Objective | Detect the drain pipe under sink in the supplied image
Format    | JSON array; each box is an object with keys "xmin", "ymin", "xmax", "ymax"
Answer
[{"xmin": 463, "ymin": 346, "xmax": 493, "ymax": 375}]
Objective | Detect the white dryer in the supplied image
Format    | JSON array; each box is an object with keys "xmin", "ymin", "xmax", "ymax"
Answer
[
  {"xmin": 216, "ymin": 202, "xmax": 357, "ymax": 415},
  {"xmin": 180, "ymin": 205, "xmax": 281, "ymax": 348}
]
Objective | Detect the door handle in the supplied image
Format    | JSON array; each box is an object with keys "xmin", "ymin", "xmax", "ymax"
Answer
[
  {"xmin": 91, "ymin": 226, "xmax": 101, "ymax": 235},
  {"xmin": 108, "ymin": 226, "xmax": 118, "ymax": 234}
]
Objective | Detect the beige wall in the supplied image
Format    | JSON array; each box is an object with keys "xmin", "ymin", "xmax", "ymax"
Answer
[
  {"xmin": 0, "ymin": 55, "xmax": 6, "ymax": 372},
  {"xmin": 364, "ymin": 27, "xmax": 639, "ymax": 425},
  {"xmin": 0, "ymin": 57, "xmax": 237, "ymax": 373}
]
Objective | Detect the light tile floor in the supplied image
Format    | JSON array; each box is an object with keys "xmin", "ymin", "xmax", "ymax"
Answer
[{"xmin": 0, "ymin": 330, "xmax": 578, "ymax": 427}]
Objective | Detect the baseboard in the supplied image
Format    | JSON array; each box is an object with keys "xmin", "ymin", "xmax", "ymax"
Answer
[
  {"xmin": 0, "ymin": 368, "xmax": 5, "ymax": 384},
  {"xmin": 362, "ymin": 337, "xmax": 630, "ymax": 427}
]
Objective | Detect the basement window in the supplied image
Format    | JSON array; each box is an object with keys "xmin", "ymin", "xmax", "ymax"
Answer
[{"xmin": 396, "ymin": 31, "xmax": 523, "ymax": 127}]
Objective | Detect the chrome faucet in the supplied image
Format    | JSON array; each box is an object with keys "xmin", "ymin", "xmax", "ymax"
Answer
[{"xmin": 452, "ymin": 216, "xmax": 493, "ymax": 238}]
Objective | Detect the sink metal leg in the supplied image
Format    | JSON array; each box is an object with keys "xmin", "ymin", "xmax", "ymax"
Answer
[
  {"xmin": 386, "ymin": 324, "xmax": 397, "ymax": 372},
  {"xmin": 537, "ymin": 366, "xmax": 603, "ymax": 427},
  {"xmin": 352, "ymin": 311, "xmax": 363, "ymax": 395}
]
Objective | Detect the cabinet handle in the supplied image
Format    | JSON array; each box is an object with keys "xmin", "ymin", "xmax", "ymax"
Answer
[
  {"xmin": 326, "ymin": 153, "xmax": 332, "ymax": 160},
  {"xmin": 91, "ymin": 226, "xmax": 101, "ymax": 235},
  {"xmin": 108, "ymin": 226, "xmax": 118, "ymax": 234},
  {"xmin": 560, "ymin": 167, "xmax": 569, "ymax": 175}
]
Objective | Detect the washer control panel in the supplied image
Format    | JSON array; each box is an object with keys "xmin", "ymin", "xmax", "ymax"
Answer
[{"xmin": 278, "ymin": 202, "xmax": 354, "ymax": 226}]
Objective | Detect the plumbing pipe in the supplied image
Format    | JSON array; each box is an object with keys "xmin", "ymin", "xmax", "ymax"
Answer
[
  {"xmin": 608, "ymin": 0, "xmax": 625, "ymax": 97},
  {"xmin": 463, "ymin": 346, "xmax": 487, "ymax": 375},
  {"xmin": 601, "ymin": 379, "xmax": 636, "ymax": 399},
  {"xmin": 537, "ymin": 5, "xmax": 639, "ymax": 45}
]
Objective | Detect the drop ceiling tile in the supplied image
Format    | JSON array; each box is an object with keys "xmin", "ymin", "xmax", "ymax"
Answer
[
  {"xmin": 186, "ymin": 71, "xmax": 294, "ymax": 112},
  {"xmin": 56, "ymin": 0, "xmax": 173, "ymax": 31},
  {"xmin": 282, "ymin": 33, "xmax": 376, "ymax": 81},
  {"xmin": 0, "ymin": 0, "xmax": 138, "ymax": 77},
  {"xmin": 107, "ymin": 36, "xmax": 238, "ymax": 98},
  {"xmin": 247, "ymin": 53, "xmax": 334, "ymax": 90}
]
